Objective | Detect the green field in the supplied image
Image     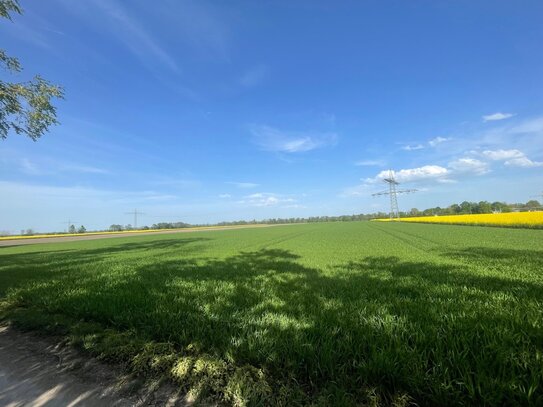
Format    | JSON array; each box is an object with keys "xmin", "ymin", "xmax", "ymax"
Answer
[{"xmin": 1, "ymin": 222, "xmax": 542, "ymax": 406}]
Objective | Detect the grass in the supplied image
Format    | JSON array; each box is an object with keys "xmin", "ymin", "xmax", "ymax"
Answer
[{"xmin": 1, "ymin": 222, "xmax": 542, "ymax": 406}]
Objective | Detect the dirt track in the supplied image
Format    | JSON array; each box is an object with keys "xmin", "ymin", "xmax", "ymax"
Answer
[
  {"xmin": 0, "ymin": 325, "xmax": 187, "ymax": 406},
  {"xmin": 0, "ymin": 224, "xmax": 280, "ymax": 247}
]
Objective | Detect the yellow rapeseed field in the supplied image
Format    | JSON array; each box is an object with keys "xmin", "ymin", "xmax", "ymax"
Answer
[{"xmin": 375, "ymin": 211, "xmax": 543, "ymax": 228}]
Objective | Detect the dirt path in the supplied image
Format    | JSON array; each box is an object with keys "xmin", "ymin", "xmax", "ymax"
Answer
[
  {"xmin": 0, "ymin": 325, "xmax": 187, "ymax": 406},
  {"xmin": 0, "ymin": 224, "xmax": 284, "ymax": 247}
]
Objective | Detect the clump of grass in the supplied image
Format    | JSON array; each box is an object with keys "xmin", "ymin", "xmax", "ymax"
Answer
[{"xmin": 1, "ymin": 223, "xmax": 542, "ymax": 405}]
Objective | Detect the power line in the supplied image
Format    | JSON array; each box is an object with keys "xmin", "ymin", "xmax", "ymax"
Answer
[
  {"xmin": 372, "ymin": 170, "xmax": 418, "ymax": 219},
  {"xmin": 124, "ymin": 209, "xmax": 145, "ymax": 229},
  {"xmin": 60, "ymin": 219, "xmax": 78, "ymax": 233}
]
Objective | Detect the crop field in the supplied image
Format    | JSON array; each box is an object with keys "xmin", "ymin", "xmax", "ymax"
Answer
[
  {"xmin": 1, "ymin": 222, "xmax": 542, "ymax": 406},
  {"xmin": 376, "ymin": 211, "xmax": 543, "ymax": 228}
]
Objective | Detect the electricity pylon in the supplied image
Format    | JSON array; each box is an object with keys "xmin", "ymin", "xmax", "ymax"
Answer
[
  {"xmin": 125, "ymin": 209, "xmax": 145, "ymax": 229},
  {"xmin": 61, "ymin": 219, "xmax": 78, "ymax": 233},
  {"xmin": 372, "ymin": 170, "xmax": 417, "ymax": 219}
]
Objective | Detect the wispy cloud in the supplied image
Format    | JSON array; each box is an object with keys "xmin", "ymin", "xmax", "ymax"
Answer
[
  {"xmin": 509, "ymin": 116, "xmax": 543, "ymax": 135},
  {"xmin": 152, "ymin": 177, "xmax": 201, "ymax": 189},
  {"xmin": 15, "ymin": 157, "xmax": 110, "ymax": 176},
  {"xmin": 219, "ymin": 193, "xmax": 231, "ymax": 198},
  {"xmin": 59, "ymin": 0, "xmax": 179, "ymax": 73},
  {"xmin": 96, "ymin": 0, "xmax": 179, "ymax": 72},
  {"xmin": 448, "ymin": 158, "xmax": 489, "ymax": 175},
  {"xmin": 0, "ymin": 16, "xmax": 51, "ymax": 49},
  {"xmin": 402, "ymin": 136, "xmax": 451, "ymax": 151},
  {"xmin": 226, "ymin": 182, "xmax": 259, "ymax": 189},
  {"xmin": 240, "ymin": 65, "xmax": 269, "ymax": 88},
  {"xmin": 20, "ymin": 158, "xmax": 41, "ymax": 175},
  {"xmin": 249, "ymin": 125, "xmax": 337, "ymax": 153},
  {"xmin": 341, "ymin": 184, "xmax": 371, "ymax": 197},
  {"xmin": 428, "ymin": 136, "xmax": 451, "ymax": 147},
  {"xmin": 0, "ymin": 180, "xmax": 175, "ymax": 205},
  {"xmin": 61, "ymin": 164, "xmax": 110, "ymax": 174},
  {"xmin": 355, "ymin": 159, "xmax": 385, "ymax": 167},
  {"xmin": 401, "ymin": 144, "xmax": 424, "ymax": 151},
  {"xmin": 238, "ymin": 192, "xmax": 296, "ymax": 207},
  {"xmin": 482, "ymin": 112, "xmax": 515, "ymax": 122},
  {"xmin": 157, "ymin": 0, "xmax": 230, "ymax": 61}
]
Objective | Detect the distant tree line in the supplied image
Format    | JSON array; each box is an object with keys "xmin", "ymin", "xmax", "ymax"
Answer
[
  {"xmin": 108, "ymin": 222, "xmax": 190, "ymax": 232},
  {"xmin": 213, "ymin": 213, "xmax": 380, "ymax": 226},
  {"xmin": 68, "ymin": 224, "xmax": 86, "ymax": 233},
  {"xmin": 402, "ymin": 200, "xmax": 541, "ymax": 218},
  {"xmin": 109, "ymin": 199, "xmax": 541, "ymax": 231},
  {"xmin": 9, "ymin": 199, "xmax": 541, "ymax": 236},
  {"xmin": 150, "ymin": 222, "xmax": 191, "ymax": 229}
]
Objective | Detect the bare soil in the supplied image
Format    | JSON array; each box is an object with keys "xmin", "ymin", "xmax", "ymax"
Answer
[{"xmin": 0, "ymin": 324, "xmax": 189, "ymax": 406}]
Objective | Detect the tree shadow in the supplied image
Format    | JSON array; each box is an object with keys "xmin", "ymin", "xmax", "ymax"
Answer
[
  {"xmin": 441, "ymin": 246, "xmax": 543, "ymax": 270},
  {"xmin": 1, "ymin": 244, "xmax": 542, "ymax": 405},
  {"xmin": 0, "ymin": 237, "xmax": 209, "ymax": 296}
]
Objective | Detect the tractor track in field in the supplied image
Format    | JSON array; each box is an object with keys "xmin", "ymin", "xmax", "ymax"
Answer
[{"xmin": 368, "ymin": 222, "xmax": 441, "ymax": 254}]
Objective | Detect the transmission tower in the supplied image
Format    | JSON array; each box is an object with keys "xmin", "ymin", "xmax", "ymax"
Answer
[
  {"xmin": 372, "ymin": 170, "xmax": 418, "ymax": 219},
  {"xmin": 61, "ymin": 219, "xmax": 78, "ymax": 233},
  {"xmin": 125, "ymin": 209, "xmax": 145, "ymax": 229}
]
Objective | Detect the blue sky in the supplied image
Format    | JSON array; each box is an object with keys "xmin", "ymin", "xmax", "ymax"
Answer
[{"xmin": 1, "ymin": 0, "xmax": 542, "ymax": 232}]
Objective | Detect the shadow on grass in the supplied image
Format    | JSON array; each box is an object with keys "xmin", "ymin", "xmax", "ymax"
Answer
[
  {"xmin": 441, "ymin": 246, "xmax": 543, "ymax": 269},
  {"xmin": 0, "ymin": 238, "xmax": 209, "ymax": 296},
  {"xmin": 1, "ymin": 243, "xmax": 542, "ymax": 406}
]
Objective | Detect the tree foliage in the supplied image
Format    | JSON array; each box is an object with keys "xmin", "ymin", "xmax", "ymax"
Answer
[{"xmin": 1, "ymin": 0, "xmax": 63, "ymax": 141}]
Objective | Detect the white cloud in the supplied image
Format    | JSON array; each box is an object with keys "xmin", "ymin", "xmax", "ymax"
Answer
[
  {"xmin": 342, "ymin": 165, "xmax": 450, "ymax": 197},
  {"xmin": 219, "ymin": 193, "xmax": 231, "ymax": 198},
  {"xmin": 482, "ymin": 112, "xmax": 515, "ymax": 122},
  {"xmin": 448, "ymin": 158, "xmax": 489, "ymax": 175},
  {"xmin": 504, "ymin": 157, "xmax": 543, "ymax": 168},
  {"xmin": 482, "ymin": 149, "xmax": 524, "ymax": 160},
  {"xmin": 239, "ymin": 192, "xmax": 296, "ymax": 207},
  {"xmin": 428, "ymin": 136, "xmax": 451, "ymax": 147},
  {"xmin": 376, "ymin": 165, "xmax": 450, "ymax": 183},
  {"xmin": 480, "ymin": 149, "xmax": 542, "ymax": 168},
  {"xmin": 343, "ymin": 160, "xmax": 485, "ymax": 197},
  {"xmin": 226, "ymin": 182, "xmax": 259, "ymax": 189},
  {"xmin": 355, "ymin": 159, "xmax": 385, "ymax": 167},
  {"xmin": 401, "ymin": 144, "xmax": 424, "ymax": 151},
  {"xmin": 249, "ymin": 125, "xmax": 337, "ymax": 153}
]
